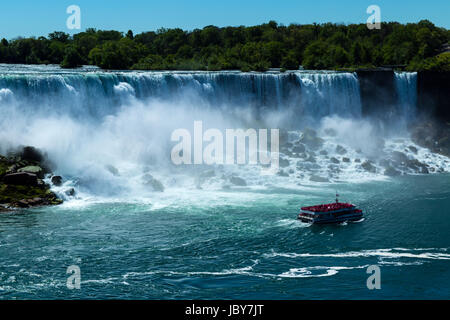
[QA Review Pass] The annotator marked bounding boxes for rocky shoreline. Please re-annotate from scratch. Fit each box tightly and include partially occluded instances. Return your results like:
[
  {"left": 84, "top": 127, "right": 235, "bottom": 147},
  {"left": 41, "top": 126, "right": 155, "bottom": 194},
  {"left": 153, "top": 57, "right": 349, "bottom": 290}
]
[{"left": 0, "top": 146, "right": 62, "bottom": 211}]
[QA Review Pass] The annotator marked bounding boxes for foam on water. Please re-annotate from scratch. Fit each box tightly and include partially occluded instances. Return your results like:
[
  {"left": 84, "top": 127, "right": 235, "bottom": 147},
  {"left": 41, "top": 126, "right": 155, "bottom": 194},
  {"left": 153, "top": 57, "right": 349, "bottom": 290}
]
[{"left": 0, "top": 66, "right": 446, "bottom": 203}]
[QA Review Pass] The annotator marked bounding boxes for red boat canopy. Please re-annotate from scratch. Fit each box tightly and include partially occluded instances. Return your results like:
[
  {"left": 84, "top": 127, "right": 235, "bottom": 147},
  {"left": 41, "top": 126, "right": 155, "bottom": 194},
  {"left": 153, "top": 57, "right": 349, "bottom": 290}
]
[{"left": 301, "top": 202, "right": 355, "bottom": 212}]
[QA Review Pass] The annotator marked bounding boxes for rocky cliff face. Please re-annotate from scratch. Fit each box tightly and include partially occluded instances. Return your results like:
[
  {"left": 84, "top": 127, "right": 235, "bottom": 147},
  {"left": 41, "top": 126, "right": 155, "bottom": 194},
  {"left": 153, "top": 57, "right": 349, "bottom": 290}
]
[
  {"left": 356, "top": 70, "right": 398, "bottom": 121},
  {"left": 417, "top": 71, "right": 450, "bottom": 123}
]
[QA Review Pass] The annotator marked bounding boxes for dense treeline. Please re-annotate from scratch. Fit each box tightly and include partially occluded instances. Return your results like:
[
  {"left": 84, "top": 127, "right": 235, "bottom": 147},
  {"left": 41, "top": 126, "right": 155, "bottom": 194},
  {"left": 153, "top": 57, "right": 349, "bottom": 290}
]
[{"left": 0, "top": 20, "right": 449, "bottom": 71}]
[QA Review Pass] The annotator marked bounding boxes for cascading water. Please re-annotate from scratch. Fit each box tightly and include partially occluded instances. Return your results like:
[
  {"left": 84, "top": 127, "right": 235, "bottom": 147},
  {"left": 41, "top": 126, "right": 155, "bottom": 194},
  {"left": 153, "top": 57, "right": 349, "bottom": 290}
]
[
  {"left": 296, "top": 72, "right": 362, "bottom": 119},
  {"left": 394, "top": 71, "right": 418, "bottom": 123},
  {"left": 1, "top": 65, "right": 449, "bottom": 300},
  {"left": 0, "top": 65, "right": 447, "bottom": 198}
]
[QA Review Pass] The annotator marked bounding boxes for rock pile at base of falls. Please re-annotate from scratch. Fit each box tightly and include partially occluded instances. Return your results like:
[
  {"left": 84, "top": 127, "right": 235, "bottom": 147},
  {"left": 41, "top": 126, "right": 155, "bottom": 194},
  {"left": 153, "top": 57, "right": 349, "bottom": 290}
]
[
  {"left": 273, "top": 127, "right": 448, "bottom": 184},
  {"left": 0, "top": 146, "right": 63, "bottom": 209}
]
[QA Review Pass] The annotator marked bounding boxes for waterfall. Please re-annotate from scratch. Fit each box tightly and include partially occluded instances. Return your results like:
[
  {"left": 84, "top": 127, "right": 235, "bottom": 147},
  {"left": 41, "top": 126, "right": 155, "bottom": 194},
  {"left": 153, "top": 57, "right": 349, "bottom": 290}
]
[
  {"left": 0, "top": 67, "right": 363, "bottom": 123},
  {"left": 394, "top": 71, "right": 418, "bottom": 122},
  {"left": 295, "top": 72, "right": 362, "bottom": 119}
]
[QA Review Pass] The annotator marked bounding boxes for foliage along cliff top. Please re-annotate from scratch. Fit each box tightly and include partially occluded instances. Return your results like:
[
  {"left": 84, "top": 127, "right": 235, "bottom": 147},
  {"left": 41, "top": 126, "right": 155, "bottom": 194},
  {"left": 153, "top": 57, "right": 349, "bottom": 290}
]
[{"left": 0, "top": 20, "right": 449, "bottom": 72}]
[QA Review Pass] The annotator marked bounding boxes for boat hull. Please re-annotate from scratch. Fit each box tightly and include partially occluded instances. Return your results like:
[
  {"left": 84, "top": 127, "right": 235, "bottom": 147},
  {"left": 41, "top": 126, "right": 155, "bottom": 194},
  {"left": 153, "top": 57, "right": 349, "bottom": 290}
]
[{"left": 298, "top": 212, "right": 363, "bottom": 225}]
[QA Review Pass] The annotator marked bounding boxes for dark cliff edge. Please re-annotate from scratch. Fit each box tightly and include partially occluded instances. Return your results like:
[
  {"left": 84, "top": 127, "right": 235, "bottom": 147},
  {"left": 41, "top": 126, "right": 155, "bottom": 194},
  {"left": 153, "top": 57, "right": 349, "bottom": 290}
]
[
  {"left": 357, "top": 69, "right": 450, "bottom": 156},
  {"left": 356, "top": 70, "right": 398, "bottom": 122},
  {"left": 413, "top": 71, "right": 450, "bottom": 156},
  {"left": 417, "top": 71, "right": 450, "bottom": 123}
]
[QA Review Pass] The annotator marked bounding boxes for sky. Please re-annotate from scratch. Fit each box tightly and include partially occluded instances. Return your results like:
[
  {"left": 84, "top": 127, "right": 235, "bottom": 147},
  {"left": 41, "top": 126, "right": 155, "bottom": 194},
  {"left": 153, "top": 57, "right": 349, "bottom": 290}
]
[{"left": 0, "top": 0, "right": 449, "bottom": 39}]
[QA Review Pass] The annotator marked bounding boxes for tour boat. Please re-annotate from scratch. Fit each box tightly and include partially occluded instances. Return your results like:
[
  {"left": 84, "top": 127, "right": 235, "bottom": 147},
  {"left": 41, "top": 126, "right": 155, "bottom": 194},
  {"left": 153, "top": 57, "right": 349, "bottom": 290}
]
[{"left": 297, "top": 194, "right": 363, "bottom": 224}]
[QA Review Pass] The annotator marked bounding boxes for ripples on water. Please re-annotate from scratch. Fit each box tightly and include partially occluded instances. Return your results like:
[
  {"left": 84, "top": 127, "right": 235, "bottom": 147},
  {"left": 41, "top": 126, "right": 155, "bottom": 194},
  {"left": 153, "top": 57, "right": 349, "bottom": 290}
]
[{"left": 0, "top": 175, "right": 449, "bottom": 299}]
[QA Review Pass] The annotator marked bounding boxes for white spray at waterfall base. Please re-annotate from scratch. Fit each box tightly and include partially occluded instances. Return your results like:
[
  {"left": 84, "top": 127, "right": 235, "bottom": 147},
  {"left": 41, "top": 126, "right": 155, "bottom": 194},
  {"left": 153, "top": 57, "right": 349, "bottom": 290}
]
[{"left": 0, "top": 66, "right": 448, "bottom": 202}]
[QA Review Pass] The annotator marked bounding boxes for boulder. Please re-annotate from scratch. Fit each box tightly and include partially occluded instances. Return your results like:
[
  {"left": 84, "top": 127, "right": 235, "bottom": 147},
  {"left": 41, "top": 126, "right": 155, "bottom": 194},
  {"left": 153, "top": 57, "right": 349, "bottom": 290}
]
[
  {"left": 143, "top": 174, "right": 165, "bottom": 192},
  {"left": 3, "top": 172, "right": 38, "bottom": 186},
  {"left": 324, "top": 128, "right": 337, "bottom": 136},
  {"left": 391, "top": 151, "right": 409, "bottom": 164},
  {"left": 361, "top": 161, "right": 376, "bottom": 173},
  {"left": 305, "top": 154, "right": 316, "bottom": 163},
  {"left": 230, "top": 176, "right": 247, "bottom": 186},
  {"left": 277, "top": 170, "right": 289, "bottom": 177},
  {"left": 279, "top": 158, "right": 290, "bottom": 168},
  {"left": 18, "top": 166, "right": 44, "bottom": 179},
  {"left": 330, "top": 157, "right": 340, "bottom": 164},
  {"left": 292, "top": 144, "right": 306, "bottom": 154},
  {"left": 405, "top": 159, "right": 429, "bottom": 174},
  {"left": 408, "top": 146, "right": 418, "bottom": 154},
  {"left": 65, "top": 188, "right": 76, "bottom": 196},
  {"left": 299, "top": 128, "right": 324, "bottom": 150},
  {"left": 51, "top": 175, "right": 63, "bottom": 186},
  {"left": 105, "top": 165, "right": 119, "bottom": 176},
  {"left": 342, "top": 157, "right": 350, "bottom": 163},
  {"left": 328, "top": 164, "right": 341, "bottom": 174},
  {"left": 335, "top": 145, "right": 347, "bottom": 155}
]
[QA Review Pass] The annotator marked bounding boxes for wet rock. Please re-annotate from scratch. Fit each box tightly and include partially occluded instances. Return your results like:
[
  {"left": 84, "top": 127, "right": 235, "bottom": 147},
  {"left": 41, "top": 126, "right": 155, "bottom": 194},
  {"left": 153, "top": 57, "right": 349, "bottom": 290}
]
[
  {"left": 384, "top": 166, "right": 401, "bottom": 177},
  {"left": 305, "top": 154, "right": 316, "bottom": 163},
  {"left": 18, "top": 166, "right": 44, "bottom": 179},
  {"left": 285, "top": 142, "right": 293, "bottom": 149},
  {"left": 420, "top": 166, "right": 429, "bottom": 174},
  {"left": 3, "top": 172, "right": 38, "bottom": 186},
  {"left": 51, "top": 175, "right": 63, "bottom": 186},
  {"left": 299, "top": 128, "right": 324, "bottom": 150},
  {"left": 65, "top": 188, "right": 76, "bottom": 196},
  {"left": 354, "top": 158, "right": 361, "bottom": 163},
  {"left": 335, "top": 145, "right": 347, "bottom": 155},
  {"left": 282, "top": 149, "right": 293, "bottom": 157},
  {"left": 408, "top": 146, "right": 418, "bottom": 154},
  {"left": 391, "top": 151, "right": 409, "bottom": 164},
  {"left": 1, "top": 148, "right": 63, "bottom": 208},
  {"left": 279, "top": 158, "right": 290, "bottom": 168},
  {"left": 105, "top": 165, "right": 119, "bottom": 177},
  {"left": 361, "top": 160, "right": 376, "bottom": 173},
  {"left": 406, "top": 159, "right": 429, "bottom": 174},
  {"left": 330, "top": 157, "right": 340, "bottom": 164},
  {"left": 324, "top": 128, "right": 337, "bottom": 136},
  {"left": 342, "top": 157, "right": 350, "bottom": 163},
  {"left": 309, "top": 175, "right": 329, "bottom": 183},
  {"left": 292, "top": 144, "right": 306, "bottom": 154},
  {"left": 17, "top": 199, "right": 30, "bottom": 208},
  {"left": 410, "top": 121, "right": 450, "bottom": 157},
  {"left": 328, "top": 164, "right": 341, "bottom": 174},
  {"left": 277, "top": 170, "right": 289, "bottom": 177},
  {"left": 230, "top": 176, "right": 247, "bottom": 186},
  {"left": 143, "top": 174, "right": 165, "bottom": 192}
]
